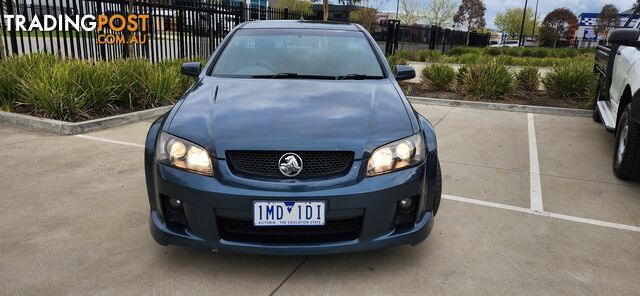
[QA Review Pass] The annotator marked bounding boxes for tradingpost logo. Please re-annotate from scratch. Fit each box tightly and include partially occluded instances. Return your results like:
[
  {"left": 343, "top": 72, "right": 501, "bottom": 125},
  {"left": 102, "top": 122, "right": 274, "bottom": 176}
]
[{"left": 2, "top": 13, "right": 150, "bottom": 45}]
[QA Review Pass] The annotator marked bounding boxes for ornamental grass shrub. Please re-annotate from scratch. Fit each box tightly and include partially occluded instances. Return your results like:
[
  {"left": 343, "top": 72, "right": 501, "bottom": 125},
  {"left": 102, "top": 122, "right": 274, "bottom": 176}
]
[
  {"left": 0, "top": 53, "right": 59, "bottom": 111},
  {"left": 542, "top": 61, "right": 597, "bottom": 100},
  {"left": 422, "top": 64, "right": 456, "bottom": 91},
  {"left": 0, "top": 53, "right": 197, "bottom": 121},
  {"left": 456, "top": 64, "right": 468, "bottom": 88},
  {"left": 385, "top": 48, "right": 591, "bottom": 67},
  {"left": 386, "top": 55, "right": 407, "bottom": 73},
  {"left": 515, "top": 67, "right": 540, "bottom": 92},
  {"left": 461, "top": 61, "right": 514, "bottom": 100}
]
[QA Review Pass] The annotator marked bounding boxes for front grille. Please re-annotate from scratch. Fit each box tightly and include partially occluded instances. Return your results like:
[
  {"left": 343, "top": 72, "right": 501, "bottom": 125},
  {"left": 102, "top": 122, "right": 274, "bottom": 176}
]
[
  {"left": 218, "top": 217, "right": 362, "bottom": 244},
  {"left": 226, "top": 151, "right": 354, "bottom": 179}
]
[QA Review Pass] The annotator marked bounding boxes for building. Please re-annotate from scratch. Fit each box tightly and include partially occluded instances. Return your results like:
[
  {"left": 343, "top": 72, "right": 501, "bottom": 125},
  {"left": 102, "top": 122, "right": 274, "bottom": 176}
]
[
  {"left": 576, "top": 8, "right": 639, "bottom": 42},
  {"left": 310, "top": 4, "right": 352, "bottom": 22}
]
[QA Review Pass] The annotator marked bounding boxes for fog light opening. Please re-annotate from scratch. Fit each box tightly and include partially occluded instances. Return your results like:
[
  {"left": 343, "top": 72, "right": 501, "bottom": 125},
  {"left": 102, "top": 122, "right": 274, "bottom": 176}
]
[
  {"left": 169, "top": 197, "right": 182, "bottom": 209},
  {"left": 161, "top": 195, "right": 188, "bottom": 230},
  {"left": 394, "top": 196, "right": 418, "bottom": 229},
  {"left": 398, "top": 197, "right": 414, "bottom": 214}
]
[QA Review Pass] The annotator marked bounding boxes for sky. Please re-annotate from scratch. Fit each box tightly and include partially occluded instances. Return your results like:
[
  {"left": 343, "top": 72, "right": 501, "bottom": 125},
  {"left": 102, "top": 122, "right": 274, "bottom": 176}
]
[{"left": 378, "top": 0, "right": 637, "bottom": 29}]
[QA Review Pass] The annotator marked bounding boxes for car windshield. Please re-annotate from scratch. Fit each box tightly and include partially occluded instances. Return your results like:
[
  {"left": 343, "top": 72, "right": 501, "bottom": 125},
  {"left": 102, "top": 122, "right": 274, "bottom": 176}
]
[{"left": 212, "top": 29, "right": 384, "bottom": 79}]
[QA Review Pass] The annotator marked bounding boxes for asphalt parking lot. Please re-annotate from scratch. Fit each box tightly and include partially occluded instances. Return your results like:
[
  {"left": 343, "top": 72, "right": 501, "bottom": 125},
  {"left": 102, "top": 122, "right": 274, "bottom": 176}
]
[{"left": 1, "top": 103, "right": 639, "bottom": 295}]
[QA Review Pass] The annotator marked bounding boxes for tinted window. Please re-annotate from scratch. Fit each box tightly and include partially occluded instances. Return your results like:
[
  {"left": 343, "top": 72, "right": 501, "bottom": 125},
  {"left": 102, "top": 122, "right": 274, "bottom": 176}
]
[{"left": 212, "top": 29, "right": 384, "bottom": 78}]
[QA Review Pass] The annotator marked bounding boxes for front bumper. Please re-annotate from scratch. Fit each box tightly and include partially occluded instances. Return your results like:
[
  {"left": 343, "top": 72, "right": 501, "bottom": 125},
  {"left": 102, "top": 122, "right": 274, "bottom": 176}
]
[{"left": 147, "top": 153, "right": 436, "bottom": 255}]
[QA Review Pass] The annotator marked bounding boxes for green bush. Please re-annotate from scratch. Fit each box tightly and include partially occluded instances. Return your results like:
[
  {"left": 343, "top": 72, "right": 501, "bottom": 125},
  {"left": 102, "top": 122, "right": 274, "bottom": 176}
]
[
  {"left": 542, "top": 61, "right": 596, "bottom": 100},
  {"left": 446, "top": 47, "right": 467, "bottom": 56},
  {"left": 144, "top": 60, "right": 191, "bottom": 107},
  {"left": 417, "top": 50, "right": 442, "bottom": 62},
  {"left": 0, "top": 53, "right": 60, "bottom": 111},
  {"left": 486, "top": 47, "right": 502, "bottom": 56},
  {"left": 515, "top": 67, "right": 540, "bottom": 91},
  {"left": 2, "top": 53, "right": 195, "bottom": 121},
  {"left": 19, "top": 62, "right": 87, "bottom": 120},
  {"left": 461, "top": 61, "right": 514, "bottom": 100},
  {"left": 456, "top": 64, "right": 468, "bottom": 88},
  {"left": 386, "top": 55, "right": 407, "bottom": 74},
  {"left": 521, "top": 48, "right": 534, "bottom": 57},
  {"left": 422, "top": 64, "right": 456, "bottom": 91},
  {"left": 534, "top": 48, "right": 549, "bottom": 58},
  {"left": 457, "top": 53, "right": 483, "bottom": 64},
  {"left": 495, "top": 55, "right": 515, "bottom": 65},
  {"left": 393, "top": 50, "right": 417, "bottom": 61}
]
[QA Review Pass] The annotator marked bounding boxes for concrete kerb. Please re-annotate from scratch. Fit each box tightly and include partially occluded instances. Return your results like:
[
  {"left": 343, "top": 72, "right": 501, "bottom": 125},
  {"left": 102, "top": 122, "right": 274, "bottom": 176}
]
[
  {"left": 0, "top": 105, "right": 172, "bottom": 135},
  {"left": 408, "top": 96, "right": 592, "bottom": 117}
]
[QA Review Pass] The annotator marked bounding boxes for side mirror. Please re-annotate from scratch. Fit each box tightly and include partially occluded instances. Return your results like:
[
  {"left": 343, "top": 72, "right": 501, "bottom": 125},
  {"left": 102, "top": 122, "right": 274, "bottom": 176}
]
[
  {"left": 395, "top": 65, "right": 416, "bottom": 81},
  {"left": 608, "top": 28, "right": 640, "bottom": 47},
  {"left": 181, "top": 62, "right": 201, "bottom": 77}
]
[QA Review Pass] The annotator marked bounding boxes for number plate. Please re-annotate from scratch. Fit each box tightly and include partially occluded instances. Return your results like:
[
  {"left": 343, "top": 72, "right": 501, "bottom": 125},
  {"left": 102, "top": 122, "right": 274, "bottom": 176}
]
[{"left": 253, "top": 201, "right": 325, "bottom": 226}]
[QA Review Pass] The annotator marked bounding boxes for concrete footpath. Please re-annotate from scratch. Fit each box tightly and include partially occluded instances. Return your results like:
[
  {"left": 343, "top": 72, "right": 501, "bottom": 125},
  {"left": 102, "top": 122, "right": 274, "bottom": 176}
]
[{"left": 0, "top": 103, "right": 639, "bottom": 295}]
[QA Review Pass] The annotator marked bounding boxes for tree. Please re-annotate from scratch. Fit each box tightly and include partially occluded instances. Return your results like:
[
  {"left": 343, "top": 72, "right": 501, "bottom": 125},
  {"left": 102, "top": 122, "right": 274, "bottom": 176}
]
[
  {"left": 595, "top": 4, "right": 620, "bottom": 38},
  {"left": 311, "top": 0, "right": 329, "bottom": 21},
  {"left": 540, "top": 8, "right": 578, "bottom": 48},
  {"left": 324, "top": 0, "right": 329, "bottom": 21},
  {"left": 337, "top": 0, "right": 363, "bottom": 16},
  {"left": 398, "top": 0, "right": 423, "bottom": 24},
  {"left": 453, "top": 0, "right": 486, "bottom": 45},
  {"left": 272, "top": 0, "right": 312, "bottom": 14},
  {"left": 350, "top": 0, "right": 382, "bottom": 31},
  {"left": 424, "top": 0, "right": 456, "bottom": 27},
  {"left": 495, "top": 8, "right": 538, "bottom": 39}
]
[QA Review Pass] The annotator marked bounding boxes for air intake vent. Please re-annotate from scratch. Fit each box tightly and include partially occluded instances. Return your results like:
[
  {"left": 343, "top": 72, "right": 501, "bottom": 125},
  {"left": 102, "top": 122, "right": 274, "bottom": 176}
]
[{"left": 226, "top": 151, "right": 354, "bottom": 179}]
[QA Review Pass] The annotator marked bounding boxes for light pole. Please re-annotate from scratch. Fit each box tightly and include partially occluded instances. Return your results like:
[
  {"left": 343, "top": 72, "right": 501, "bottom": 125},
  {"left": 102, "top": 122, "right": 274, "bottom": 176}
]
[
  {"left": 531, "top": 0, "right": 539, "bottom": 37},
  {"left": 518, "top": 0, "right": 529, "bottom": 47},
  {"left": 395, "top": 0, "right": 400, "bottom": 21}
]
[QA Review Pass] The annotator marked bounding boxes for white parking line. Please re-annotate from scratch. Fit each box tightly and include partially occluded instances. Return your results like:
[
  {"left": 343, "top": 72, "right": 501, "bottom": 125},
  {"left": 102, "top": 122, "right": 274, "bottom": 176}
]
[
  {"left": 443, "top": 194, "right": 640, "bottom": 233},
  {"left": 528, "top": 113, "right": 544, "bottom": 212},
  {"left": 73, "top": 134, "right": 640, "bottom": 234},
  {"left": 74, "top": 134, "right": 145, "bottom": 148}
]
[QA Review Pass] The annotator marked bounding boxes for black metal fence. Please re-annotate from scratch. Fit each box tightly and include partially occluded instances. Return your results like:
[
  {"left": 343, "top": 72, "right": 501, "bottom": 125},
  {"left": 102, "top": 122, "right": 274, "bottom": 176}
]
[
  {"left": 0, "top": 0, "right": 314, "bottom": 62},
  {"left": 372, "top": 21, "right": 491, "bottom": 55},
  {"left": 0, "top": 0, "right": 490, "bottom": 61}
]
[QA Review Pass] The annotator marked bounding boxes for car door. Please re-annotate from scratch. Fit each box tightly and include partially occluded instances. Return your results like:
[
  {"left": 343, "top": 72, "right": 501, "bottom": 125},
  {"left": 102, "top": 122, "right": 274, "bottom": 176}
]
[{"left": 610, "top": 46, "right": 640, "bottom": 110}]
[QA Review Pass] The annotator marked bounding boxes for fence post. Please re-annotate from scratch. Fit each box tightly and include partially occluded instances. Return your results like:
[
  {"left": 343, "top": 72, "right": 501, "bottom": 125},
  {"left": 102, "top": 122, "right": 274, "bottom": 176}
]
[
  {"left": 177, "top": 7, "right": 185, "bottom": 58},
  {"left": 428, "top": 25, "right": 437, "bottom": 50},
  {"left": 394, "top": 22, "right": 399, "bottom": 53},
  {"left": 441, "top": 28, "right": 449, "bottom": 54},
  {"left": 236, "top": 2, "right": 244, "bottom": 25},
  {"left": 5, "top": 0, "right": 19, "bottom": 55},
  {"left": 95, "top": 0, "right": 107, "bottom": 60},
  {"left": 384, "top": 20, "right": 399, "bottom": 56},
  {"left": 284, "top": 8, "right": 289, "bottom": 20},
  {"left": 121, "top": 2, "right": 130, "bottom": 58}
]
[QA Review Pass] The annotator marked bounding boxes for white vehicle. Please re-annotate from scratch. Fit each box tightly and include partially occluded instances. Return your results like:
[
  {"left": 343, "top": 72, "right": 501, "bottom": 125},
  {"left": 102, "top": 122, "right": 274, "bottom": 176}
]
[
  {"left": 593, "top": 6, "right": 640, "bottom": 180},
  {"left": 490, "top": 40, "right": 520, "bottom": 47}
]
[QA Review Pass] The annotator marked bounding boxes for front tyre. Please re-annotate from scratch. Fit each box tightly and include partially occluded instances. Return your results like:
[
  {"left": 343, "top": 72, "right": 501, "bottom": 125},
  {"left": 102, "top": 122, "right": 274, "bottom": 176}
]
[{"left": 613, "top": 104, "right": 640, "bottom": 181}]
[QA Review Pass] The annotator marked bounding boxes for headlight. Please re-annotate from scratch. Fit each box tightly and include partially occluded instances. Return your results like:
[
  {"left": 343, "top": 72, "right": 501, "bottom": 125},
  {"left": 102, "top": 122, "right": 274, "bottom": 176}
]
[
  {"left": 367, "top": 133, "right": 425, "bottom": 176},
  {"left": 156, "top": 131, "right": 212, "bottom": 176}
]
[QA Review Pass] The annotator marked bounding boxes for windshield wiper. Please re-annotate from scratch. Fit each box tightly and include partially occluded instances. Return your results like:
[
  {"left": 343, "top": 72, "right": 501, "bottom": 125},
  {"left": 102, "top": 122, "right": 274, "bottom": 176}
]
[
  {"left": 251, "top": 73, "right": 336, "bottom": 80},
  {"left": 338, "top": 74, "right": 384, "bottom": 80}
]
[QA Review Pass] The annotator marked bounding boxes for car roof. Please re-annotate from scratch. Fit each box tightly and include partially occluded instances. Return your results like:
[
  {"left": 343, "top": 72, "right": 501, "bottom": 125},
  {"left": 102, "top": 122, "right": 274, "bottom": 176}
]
[{"left": 241, "top": 20, "right": 360, "bottom": 31}]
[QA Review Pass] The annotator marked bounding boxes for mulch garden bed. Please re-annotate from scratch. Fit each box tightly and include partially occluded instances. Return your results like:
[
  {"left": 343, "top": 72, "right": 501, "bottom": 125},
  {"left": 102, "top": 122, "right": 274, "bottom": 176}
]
[{"left": 400, "top": 82, "right": 591, "bottom": 110}]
